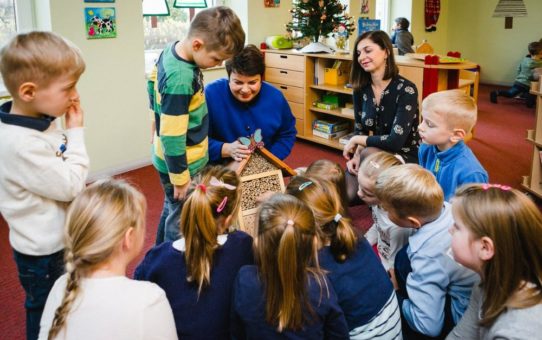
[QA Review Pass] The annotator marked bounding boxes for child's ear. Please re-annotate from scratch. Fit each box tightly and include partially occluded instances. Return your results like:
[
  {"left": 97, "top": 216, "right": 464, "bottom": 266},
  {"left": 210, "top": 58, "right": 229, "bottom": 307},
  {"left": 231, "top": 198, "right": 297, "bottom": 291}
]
[
  {"left": 478, "top": 236, "right": 495, "bottom": 261},
  {"left": 18, "top": 82, "right": 37, "bottom": 102},
  {"left": 450, "top": 128, "right": 466, "bottom": 143},
  {"left": 406, "top": 216, "right": 422, "bottom": 229},
  {"left": 192, "top": 38, "right": 204, "bottom": 52},
  {"left": 122, "top": 227, "right": 136, "bottom": 251}
]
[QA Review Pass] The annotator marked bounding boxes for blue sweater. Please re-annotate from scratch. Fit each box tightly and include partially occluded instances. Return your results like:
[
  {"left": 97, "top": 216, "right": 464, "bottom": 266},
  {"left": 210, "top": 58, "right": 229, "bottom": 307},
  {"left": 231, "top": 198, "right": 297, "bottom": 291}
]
[
  {"left": 134, "top": 231, "right": 254, "bottom": 340},
  {"left": 419, "top": 141, "right": 488, "bottom": 201},
  {"left": 205, "top": 78, "right": 297, "bottom": 162},
  {"left": 318, "top": 238, "right": 395, "bottom": 331},
  {"left": 231, "top": 265, "right": 349, "bottom": 339}
]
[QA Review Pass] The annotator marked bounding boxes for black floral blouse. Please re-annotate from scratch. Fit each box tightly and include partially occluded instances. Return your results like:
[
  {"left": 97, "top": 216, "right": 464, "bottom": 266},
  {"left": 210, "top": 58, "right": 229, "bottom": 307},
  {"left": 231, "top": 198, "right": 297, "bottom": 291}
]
[{"left": 353, "top": 75, "right": 420, "bottom": 163}]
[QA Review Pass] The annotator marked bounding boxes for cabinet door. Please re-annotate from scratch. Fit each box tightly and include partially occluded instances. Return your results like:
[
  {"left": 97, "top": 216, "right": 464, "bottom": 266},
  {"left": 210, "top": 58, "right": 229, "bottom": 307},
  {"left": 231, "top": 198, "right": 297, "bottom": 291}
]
[{"left": 265, "top": 53, "right": 305, "bottom": 71}]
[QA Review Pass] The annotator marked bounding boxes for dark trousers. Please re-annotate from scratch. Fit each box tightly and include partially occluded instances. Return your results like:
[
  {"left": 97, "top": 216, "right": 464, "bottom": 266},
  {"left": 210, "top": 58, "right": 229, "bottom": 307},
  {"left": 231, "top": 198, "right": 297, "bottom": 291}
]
[
  {"left": 395, "top": 244, "right": 455, "bottom": 340},
  {"left": 497, "top": 82, "right": 536, "bottom": 107},
  {"left": 13, "top": 249, "right": 64, "bottom": 340},
  {"left": 155, "top": 171, "right": 184, "bottom": 244}
]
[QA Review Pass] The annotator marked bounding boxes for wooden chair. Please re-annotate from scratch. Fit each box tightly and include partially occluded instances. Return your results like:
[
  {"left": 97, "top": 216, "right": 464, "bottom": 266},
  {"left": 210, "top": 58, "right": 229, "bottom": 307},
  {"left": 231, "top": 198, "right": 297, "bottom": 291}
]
[{"left": 458, "top": 68, "right": 480, "bottom": 141}]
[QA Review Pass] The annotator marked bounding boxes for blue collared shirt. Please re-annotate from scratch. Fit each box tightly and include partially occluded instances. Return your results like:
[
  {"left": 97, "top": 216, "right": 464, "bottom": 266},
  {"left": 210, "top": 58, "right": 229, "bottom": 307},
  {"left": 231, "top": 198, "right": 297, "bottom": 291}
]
[{"left": 402, "top": 202, "right": 480, "bottom": 337}]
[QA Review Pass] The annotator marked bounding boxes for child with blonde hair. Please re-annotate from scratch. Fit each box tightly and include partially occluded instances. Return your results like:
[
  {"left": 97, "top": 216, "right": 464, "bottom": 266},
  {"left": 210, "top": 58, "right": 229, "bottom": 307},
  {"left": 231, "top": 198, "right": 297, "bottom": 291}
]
[
  {"left": 418, "top": 89, "right": 487, "bottom": 201},
  {"left": 135, "top": 165, "right": 253, "bottom": 339},
  {"left": 0, "top": 31, "right": 88, "bottom": 340},
  {"left": 375, "top": 164, "right": 479, "bottom": 339},
  {"left": 305, "top": 159, "right": 348, "bottom": 209},
  {"left": 286, "top": 176, "right": 401, "bottom": 339},
  {"left": 38, "top": 179, "right": 177, "bottom": 340},
  {"left": 447, "top": 184, "right": 542, "bottom": 339},
  {"left": 231, "top": 193, "right": 349, "bottom": 338},
  {"left": 358, "top": 152, "right": 412, "bottom": 276}
]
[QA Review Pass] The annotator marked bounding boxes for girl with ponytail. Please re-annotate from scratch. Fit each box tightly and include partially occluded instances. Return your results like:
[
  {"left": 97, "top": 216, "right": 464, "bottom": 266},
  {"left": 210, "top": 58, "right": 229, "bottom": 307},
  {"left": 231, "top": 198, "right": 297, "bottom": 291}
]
[
  {"left": 286, "top": 175, "right": 402, "bottom": 339},
  {"left": 135, "top": 165, "right": 253, "bottom": 339},
  {"left": 231, "top": 193, "right": 349, "bottom": 339},
  {"left": 38, "top": 179, "right": 177, "bottom": 340}
]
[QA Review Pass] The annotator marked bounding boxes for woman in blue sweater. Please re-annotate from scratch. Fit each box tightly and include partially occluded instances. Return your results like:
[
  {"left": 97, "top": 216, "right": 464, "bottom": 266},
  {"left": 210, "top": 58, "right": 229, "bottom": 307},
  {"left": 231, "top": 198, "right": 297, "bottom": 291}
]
[
  {"left": 231, "top": 194, "right": 349, "bottom": 339},
  {"left": 135, "top": 165, "right": 253, "bottom": 339},
  {"left": 286, "top": 176, "right": 402, "bottom": 339},
  {"left": 205, "top": 45, "right": 297, "bottom": 163}
]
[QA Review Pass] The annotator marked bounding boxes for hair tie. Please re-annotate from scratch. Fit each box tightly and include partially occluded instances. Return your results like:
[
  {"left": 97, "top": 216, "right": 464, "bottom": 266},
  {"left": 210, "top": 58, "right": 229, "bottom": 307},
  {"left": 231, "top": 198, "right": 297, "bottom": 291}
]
[
  {"left": 482, "top": 184, "right": 511, "bottom": 191},
  {"left": 286, "top": 219, "right": 294, "bottom": 227},
  {"left": 196, "top": 184, "right": 207, "bottom": 193},
  {"left": 369, "top": 161, "right": 380, "bottom": 169},
  {"left": 216, "top": 196, "right": 228, "bottom": 213},
  {"left": 334, "top": 213, "right": 342, "bottom": 223},
  {"left": 209, "top": 176, "right": 236, "bottom": 190},
  {"left": 298, "top": 181, "right": 313, "bottom": 191},
  {"left": 394, "top": 154, "right": 406, "bottom": 164}
]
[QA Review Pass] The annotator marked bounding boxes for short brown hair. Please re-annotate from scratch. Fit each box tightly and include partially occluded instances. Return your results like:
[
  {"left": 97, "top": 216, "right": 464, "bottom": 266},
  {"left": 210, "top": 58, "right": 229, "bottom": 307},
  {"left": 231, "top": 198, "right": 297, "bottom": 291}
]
[
  {"left": 374, "top": 164, "right": 443, "bottom": 221},
  {"left": 0, "top": 31, "right": 85, "bottom": 96},
  {"left": 188, "top": 6, "right": 245, "bottom": 57},
  {"left": 350, "top": 30, "right": 398, "bottom": 90},
  {"left": 225, "top": 44, "right": 265, "bottom": 77},
  {"left": 305, "top": 159, "right": 347, "bottom": 208},
  {"left": 453, "top": 184, "right": 542, "bottom": 326},
  {"left": 422, "top": 89, "right": 477, "bottom": 133}
]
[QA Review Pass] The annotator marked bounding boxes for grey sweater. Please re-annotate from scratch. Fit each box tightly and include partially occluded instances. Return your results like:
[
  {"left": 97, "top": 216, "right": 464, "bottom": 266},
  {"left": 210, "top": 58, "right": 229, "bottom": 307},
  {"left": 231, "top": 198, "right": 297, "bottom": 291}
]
[{"left": 446, "top": 285, "right": 542, "bottom": 340}]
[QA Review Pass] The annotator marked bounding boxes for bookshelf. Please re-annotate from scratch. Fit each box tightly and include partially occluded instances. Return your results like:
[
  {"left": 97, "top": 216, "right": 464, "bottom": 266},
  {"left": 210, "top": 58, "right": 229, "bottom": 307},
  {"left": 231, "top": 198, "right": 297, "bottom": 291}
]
[{"left": 522, "top": 86, "right": 542, "bottom": 197}]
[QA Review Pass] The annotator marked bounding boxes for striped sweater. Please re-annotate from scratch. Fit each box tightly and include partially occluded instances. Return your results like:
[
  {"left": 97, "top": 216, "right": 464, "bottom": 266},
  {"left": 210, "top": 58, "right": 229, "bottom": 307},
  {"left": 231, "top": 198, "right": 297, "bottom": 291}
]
[{"left": 148, "top": 42, "right": 209, "bottom": 186}]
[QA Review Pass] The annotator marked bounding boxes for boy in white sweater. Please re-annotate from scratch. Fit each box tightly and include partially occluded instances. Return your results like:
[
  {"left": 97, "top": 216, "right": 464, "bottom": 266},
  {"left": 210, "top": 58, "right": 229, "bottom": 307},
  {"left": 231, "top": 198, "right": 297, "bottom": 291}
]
[{"left": 0, "top": 31, "right": 88, "bottom": 340}]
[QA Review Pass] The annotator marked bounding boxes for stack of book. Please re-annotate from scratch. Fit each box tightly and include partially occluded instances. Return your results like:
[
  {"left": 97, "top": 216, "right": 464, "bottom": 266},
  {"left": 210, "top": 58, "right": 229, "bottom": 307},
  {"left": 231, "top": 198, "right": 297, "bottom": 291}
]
[{"left": 312, "top": 119, "right": 350, "bottom": 140}]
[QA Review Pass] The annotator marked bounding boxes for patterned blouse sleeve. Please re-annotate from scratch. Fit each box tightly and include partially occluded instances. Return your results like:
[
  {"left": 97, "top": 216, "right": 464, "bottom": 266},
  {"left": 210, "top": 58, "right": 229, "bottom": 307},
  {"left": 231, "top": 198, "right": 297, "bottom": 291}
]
[
  {"left": 366, "top": 81, "right": 418, "bottom": 153},
  {"left": 353, "top": 89, "right": 369, "bottom": 135}
]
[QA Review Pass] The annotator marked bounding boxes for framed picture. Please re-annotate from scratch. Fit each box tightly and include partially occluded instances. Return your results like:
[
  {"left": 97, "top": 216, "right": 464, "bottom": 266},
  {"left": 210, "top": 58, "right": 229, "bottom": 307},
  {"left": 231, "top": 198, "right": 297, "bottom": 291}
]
[
  {"left": 84, "top": 0, "right": 115, "bottom": 2},
  {"left": 85, "top": 7, "right": 116, "bottom": 39},
  {"left": 264, "top": 0, "right": 279, "bottom": 8}
]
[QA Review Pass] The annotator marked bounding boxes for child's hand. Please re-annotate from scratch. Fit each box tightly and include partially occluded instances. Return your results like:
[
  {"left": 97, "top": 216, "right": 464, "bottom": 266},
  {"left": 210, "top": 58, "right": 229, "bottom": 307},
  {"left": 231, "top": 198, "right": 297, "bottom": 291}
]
[
  {"left": 65, "top": 99, "right": 84, "bottom": 129},
  {"left": 173, "top": 182, "right": 189, "bottom": 201},
  {"left": 389, "top": 268, "right": 399, "bottom": 290}
]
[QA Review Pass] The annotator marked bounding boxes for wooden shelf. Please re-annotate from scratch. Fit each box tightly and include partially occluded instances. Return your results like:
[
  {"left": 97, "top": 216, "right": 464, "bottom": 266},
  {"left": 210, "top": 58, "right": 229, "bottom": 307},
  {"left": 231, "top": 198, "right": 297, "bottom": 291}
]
[
  {"left": 310, "top": 107, "right": 354, "bottom": 120},
  {"left": 530, "top": 90, "right": 542, "bottom": 96},
  {"left": 297, "top": 135, "right": 344, "bottom": 150},
  {"left": 310, "top": 84, "right": 353, "bottom": 95}
]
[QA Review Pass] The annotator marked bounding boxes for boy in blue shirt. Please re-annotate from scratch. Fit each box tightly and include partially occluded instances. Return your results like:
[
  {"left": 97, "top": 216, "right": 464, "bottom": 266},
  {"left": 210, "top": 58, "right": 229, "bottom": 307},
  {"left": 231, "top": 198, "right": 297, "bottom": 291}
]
[
  {"left": 374, "top": 164, "right": 479, "bottom": 339},
  {"left": 418, "top": 90, "right": 488, "bottom": 201}
]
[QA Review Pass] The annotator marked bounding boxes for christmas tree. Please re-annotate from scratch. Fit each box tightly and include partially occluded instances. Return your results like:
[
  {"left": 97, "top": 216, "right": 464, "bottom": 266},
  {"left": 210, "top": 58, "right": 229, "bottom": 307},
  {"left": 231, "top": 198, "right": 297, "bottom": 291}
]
[{"left": 286, "top": 0, "right": 355, "bottom": 46}]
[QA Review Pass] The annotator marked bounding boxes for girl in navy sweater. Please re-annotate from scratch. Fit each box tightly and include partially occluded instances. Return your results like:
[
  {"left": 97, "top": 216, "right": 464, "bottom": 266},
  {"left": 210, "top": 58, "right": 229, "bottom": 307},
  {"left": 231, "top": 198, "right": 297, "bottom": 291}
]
[
  {"left": 135, "top": 165, "right": 254, "bottom": 339},
  {"left": 231, "top": 193, "right": 349, "bottom": 339},
  {"left": 286, "top": 176, "right": 402, "bottom": 339}
]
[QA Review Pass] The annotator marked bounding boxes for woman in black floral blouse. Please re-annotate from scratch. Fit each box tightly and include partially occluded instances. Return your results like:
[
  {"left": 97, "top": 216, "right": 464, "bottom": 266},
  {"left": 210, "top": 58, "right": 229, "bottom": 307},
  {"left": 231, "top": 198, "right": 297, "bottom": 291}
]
[{"left": 343, "top": 30, "right": 420, "bottom": 202}]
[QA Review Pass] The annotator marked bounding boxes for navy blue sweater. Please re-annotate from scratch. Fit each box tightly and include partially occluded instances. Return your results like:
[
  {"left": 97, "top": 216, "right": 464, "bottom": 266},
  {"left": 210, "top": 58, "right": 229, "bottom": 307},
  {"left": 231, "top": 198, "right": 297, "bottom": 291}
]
[
  {"left": 318, "top": 238, "right": 395, "bottom": 330},
  {"left": 205, "top": 79, "right": 297, "bottom": 162},
  {"left": 134, "top": 231, "right": 254, "bottom": 340},
  {"left": 231, "top": 265, "right": 349, "bottom": 339}
]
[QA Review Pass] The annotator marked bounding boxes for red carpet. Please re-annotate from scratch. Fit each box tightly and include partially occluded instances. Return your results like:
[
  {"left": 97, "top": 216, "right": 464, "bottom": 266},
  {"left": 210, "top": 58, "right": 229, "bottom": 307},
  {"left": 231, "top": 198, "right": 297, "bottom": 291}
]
[{"left": 0, "top": 84, "right": 535, "bottom": 339}]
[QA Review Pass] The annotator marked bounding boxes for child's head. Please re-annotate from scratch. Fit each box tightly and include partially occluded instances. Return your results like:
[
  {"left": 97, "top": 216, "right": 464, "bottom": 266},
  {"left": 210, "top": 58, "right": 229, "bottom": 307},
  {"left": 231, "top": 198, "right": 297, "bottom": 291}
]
[
  {"left": 419, "top": 89, "right": 477, "bottom": 150},
  {"left": 374, "top": 164, "right": 444, "bottom": 228},
  {"left": 187, "top": 6, "right": 245, "bottom": 69},
  {"left": 394, "top": 17, "right": 410, "bottom": 30},
  {"left": 450, "top": 183, "right": 542, "bottom": 326},
  {"left": 357, "top": 151, "right": 403, "bottom": 206},
  {"left": 305, "top": 159, "right": 348, "bottom": 208},
  {"left": 181, "top": 165, "right": 241, "bottom": 293},
  {"left": 255, "top": 193, "right": 323, "bottom": 331},
  {"left": 286, "top": 176, "right": 356, "bottom": 263},
  {"left": 528, "top": 41, "right": 541, "bottom": 57},
  {"left": 0, "top": 31, "right": 85, "bottom": 114},
  {"left": 48, "top": 179, "right": 146, "bottom": 339}
]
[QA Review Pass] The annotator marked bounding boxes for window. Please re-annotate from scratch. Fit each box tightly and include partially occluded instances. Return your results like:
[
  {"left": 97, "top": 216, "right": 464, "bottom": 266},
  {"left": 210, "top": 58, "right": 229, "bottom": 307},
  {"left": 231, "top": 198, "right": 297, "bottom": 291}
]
[{"left": 374, "top": 0, "right": 390, "bottom": 33}]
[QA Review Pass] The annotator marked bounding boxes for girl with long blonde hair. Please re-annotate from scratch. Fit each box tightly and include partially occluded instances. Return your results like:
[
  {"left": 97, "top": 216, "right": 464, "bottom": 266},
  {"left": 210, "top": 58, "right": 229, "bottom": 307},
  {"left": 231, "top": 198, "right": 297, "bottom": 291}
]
[
  {"left": 286, "top": 175, "right": 402, "bottom": 339},
  {"left": 231, "top": 193, "right": 349, "bottom": 338},
  {"left": 447, "top": 184, "right": 542, "bottom": 339},
  {"left": 38, "top": 179, "right": 177, "bottom": 340},
  {"left": 135, "top": 165, "right": 253, "bottom": 339}
]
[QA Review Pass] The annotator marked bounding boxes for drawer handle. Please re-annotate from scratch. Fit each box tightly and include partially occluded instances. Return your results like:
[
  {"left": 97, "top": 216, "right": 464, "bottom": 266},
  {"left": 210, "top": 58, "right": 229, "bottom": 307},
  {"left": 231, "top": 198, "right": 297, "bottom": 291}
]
[
  {"left": 280, "top": 86, "right": 288, "bottom": 90},
  {"left": 280, "top": 70, "right": 288, "bottom": 74},
  {"left": 280, "top": 55, "right": 288, "bottom": 59}
]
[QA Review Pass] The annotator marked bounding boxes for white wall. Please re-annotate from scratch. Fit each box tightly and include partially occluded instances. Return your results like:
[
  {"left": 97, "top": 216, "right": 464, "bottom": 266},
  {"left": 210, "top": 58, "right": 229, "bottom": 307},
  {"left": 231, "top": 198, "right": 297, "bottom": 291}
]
[{"left": 389, "top": 0, "right": 412, "bottom": 33}]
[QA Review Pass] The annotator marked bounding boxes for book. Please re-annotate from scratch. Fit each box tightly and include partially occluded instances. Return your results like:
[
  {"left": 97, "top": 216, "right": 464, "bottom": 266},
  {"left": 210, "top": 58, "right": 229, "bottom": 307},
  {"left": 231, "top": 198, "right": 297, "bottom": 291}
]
[
  {"left": 312, "top": 119, "right": 350, "bottom": 134},
  {"left": 313, "top": 101, "right": 339, "bottom": 110},
  {"left": 313, "top": 129, "right": 348, "bottom": 140},
  {"left": 339, "top": 132, "right": 357, "bottom": 145},
  {"left": 341, "top": 107, "right": 354, "bottom": 117}
]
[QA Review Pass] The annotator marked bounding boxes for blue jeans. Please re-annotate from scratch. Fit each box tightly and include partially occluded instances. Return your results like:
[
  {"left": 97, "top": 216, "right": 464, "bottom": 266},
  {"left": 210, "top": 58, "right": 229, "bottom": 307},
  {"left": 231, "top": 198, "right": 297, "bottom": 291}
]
[
  {"left": 13, "top": 249, "right": 64, "bottom": 340},
  {"left": 155, "top": 171, "right": 184, "bottom": 244}
]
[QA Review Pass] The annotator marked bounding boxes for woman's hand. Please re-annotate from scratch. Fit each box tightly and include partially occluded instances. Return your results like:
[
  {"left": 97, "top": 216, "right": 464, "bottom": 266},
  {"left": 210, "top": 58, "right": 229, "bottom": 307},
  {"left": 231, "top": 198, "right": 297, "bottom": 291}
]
[
  {"left": 346, "top": 152, "right": 361, "bottom": 176},
  {"left": 223, "top": 141, "right": 251, "bottom": 162},
  {"left": 343, "top": 135, "right": 367, "bottom": 160}
]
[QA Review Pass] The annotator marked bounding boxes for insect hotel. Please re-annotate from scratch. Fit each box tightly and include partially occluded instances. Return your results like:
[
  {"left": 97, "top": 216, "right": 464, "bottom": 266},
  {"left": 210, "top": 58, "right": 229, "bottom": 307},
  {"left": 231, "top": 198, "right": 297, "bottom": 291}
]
[{"left": 228, "top": 129, "right": 296, "bottom": 237}]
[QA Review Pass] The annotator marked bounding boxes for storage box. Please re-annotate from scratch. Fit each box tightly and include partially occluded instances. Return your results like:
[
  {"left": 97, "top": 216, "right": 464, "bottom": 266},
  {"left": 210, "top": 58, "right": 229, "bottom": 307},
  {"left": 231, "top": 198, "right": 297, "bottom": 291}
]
[
  {"left": 324, "top": 67, "right": 349, "bottom": 85},
  {"left": 313, "top": 128, "right": 348, "bottom": 140},
  {"left": 313, "top": 118, "right": 350, "bottom": 134}
]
